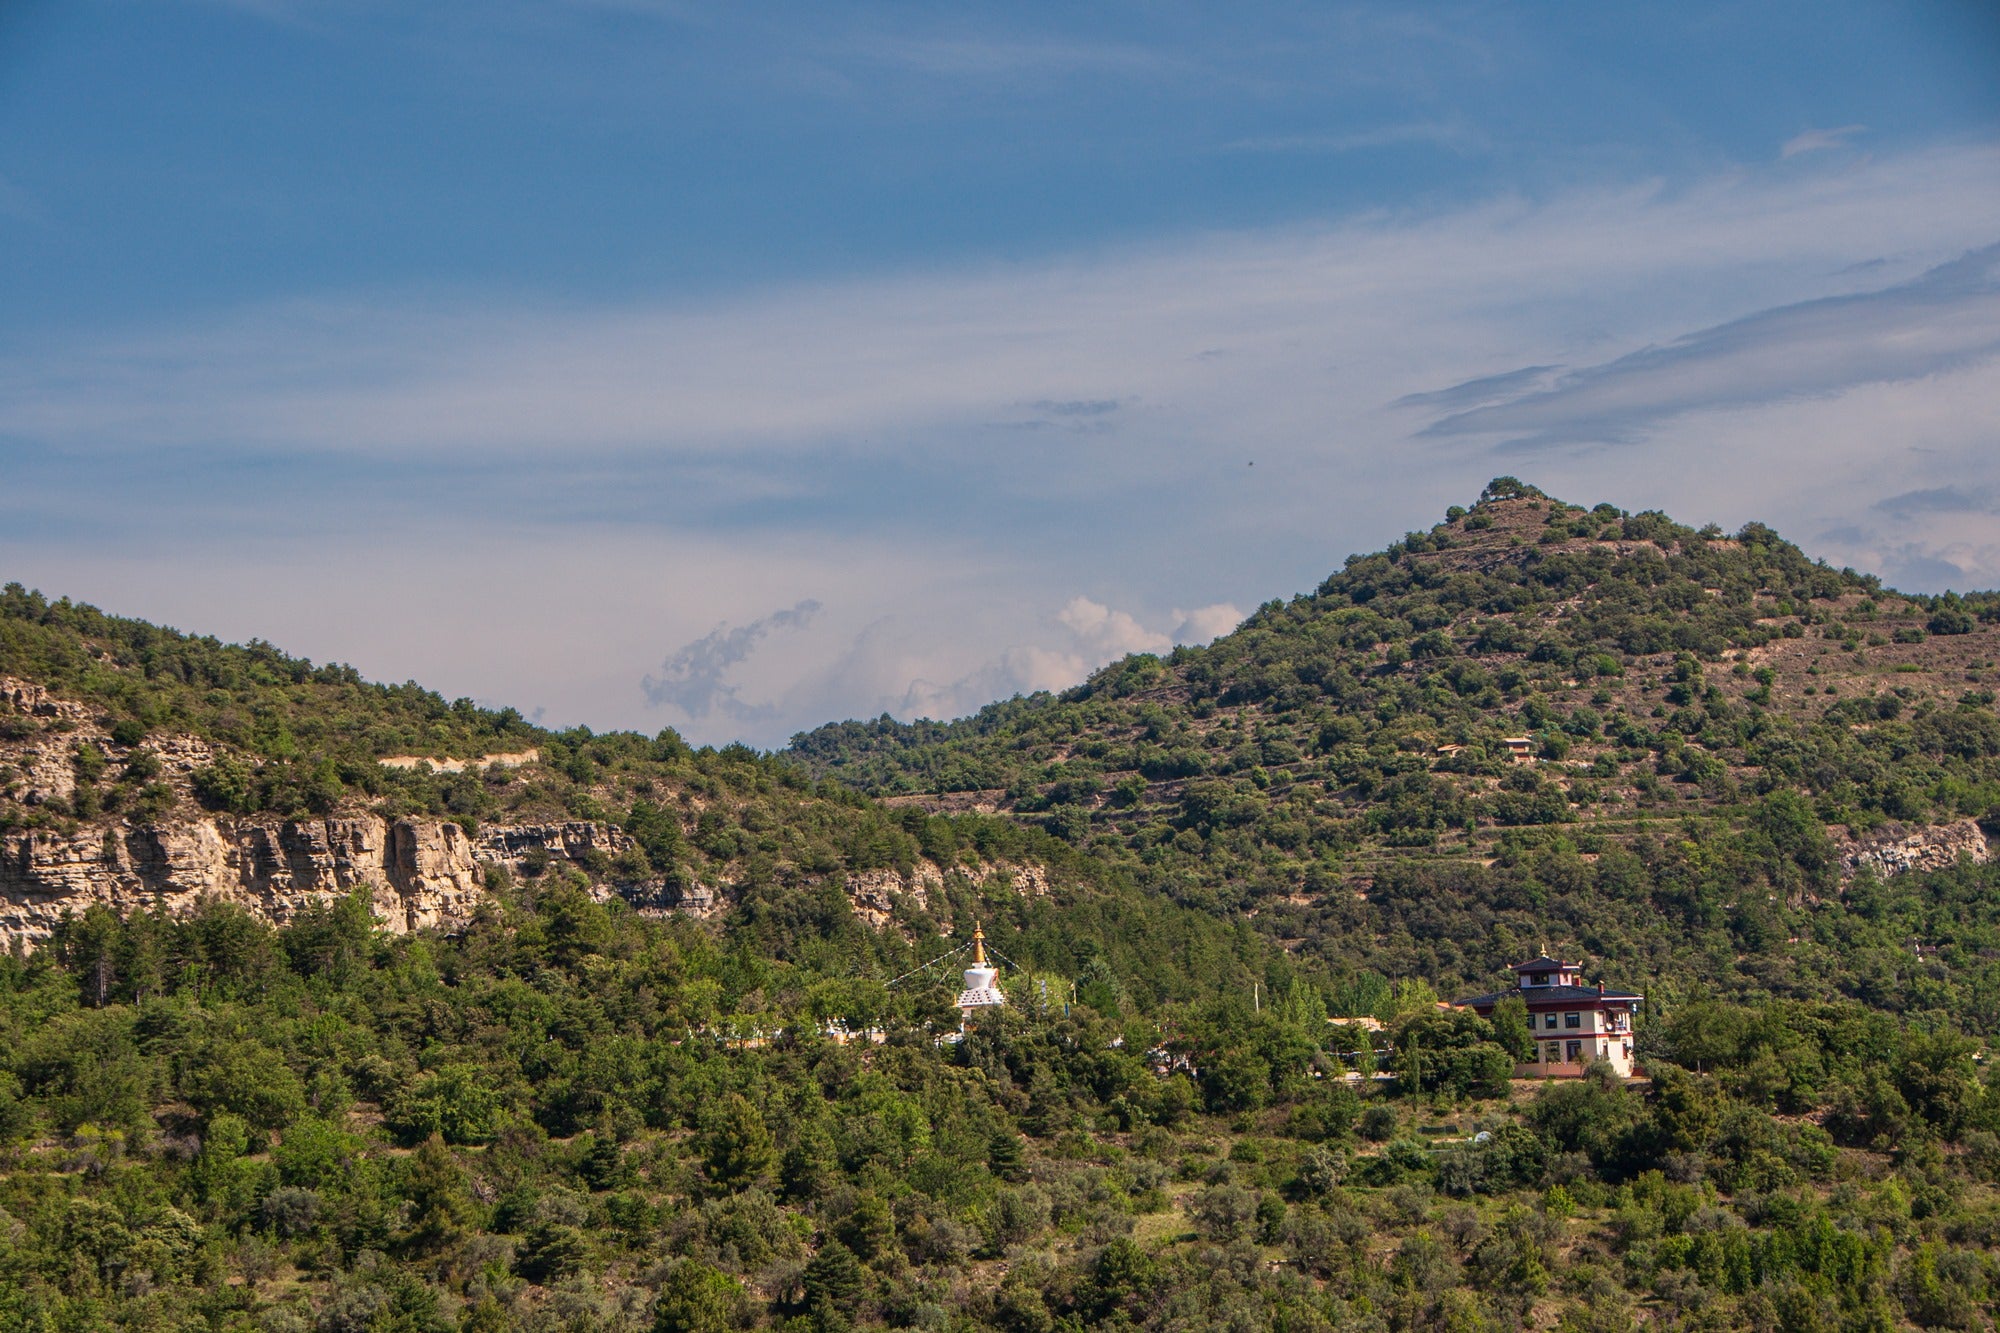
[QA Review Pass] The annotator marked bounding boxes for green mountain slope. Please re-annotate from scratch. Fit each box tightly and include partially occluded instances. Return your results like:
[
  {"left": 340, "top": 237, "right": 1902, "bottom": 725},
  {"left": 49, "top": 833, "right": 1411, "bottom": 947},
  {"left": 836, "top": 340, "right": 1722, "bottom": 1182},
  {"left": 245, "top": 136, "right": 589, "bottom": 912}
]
[
  {"left": 0, "top": 581, "right": 1285, "bottom": 1008},
  {"left": 3, "top": 486, "right": 2000, "bottom": 1331},
  {"left": 792, "top": 479, "right": 2000, "bottom": 1016}
]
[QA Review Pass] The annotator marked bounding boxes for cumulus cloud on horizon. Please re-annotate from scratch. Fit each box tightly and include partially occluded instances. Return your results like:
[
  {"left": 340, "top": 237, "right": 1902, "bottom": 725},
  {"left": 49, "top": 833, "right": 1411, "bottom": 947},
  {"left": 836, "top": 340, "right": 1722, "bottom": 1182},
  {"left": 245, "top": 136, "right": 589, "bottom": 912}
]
[
  {"left": 642, "top": 599, "right": 824, "bottom": 722},
  {"left": 790, "top": 595, "right": 1246, "bottom": 738}
]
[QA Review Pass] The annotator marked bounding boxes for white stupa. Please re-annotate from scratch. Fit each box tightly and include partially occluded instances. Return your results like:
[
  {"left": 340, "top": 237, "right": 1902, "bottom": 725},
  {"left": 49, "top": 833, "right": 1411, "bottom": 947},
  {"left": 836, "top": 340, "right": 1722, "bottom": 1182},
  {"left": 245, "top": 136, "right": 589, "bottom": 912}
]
[{"left": 955, "top": 926, "right": 1006, "bottom": 1020}]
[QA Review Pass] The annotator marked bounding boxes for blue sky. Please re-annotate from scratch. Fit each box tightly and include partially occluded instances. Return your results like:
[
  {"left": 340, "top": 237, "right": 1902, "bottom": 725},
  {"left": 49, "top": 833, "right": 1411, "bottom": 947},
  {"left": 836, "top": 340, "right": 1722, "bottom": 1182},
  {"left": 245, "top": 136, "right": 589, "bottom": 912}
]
[{"left": 3, "top": 2, "right": 1999, "bottom": 746}]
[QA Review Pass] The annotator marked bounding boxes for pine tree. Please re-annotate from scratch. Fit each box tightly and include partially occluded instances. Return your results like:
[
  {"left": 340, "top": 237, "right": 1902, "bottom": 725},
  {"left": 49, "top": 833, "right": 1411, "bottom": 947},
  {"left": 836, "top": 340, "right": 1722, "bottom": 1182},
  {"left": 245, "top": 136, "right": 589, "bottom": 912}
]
[
  {"left": 803, "top": 1239, "right": 865, "bottom": 1328},
  {"left": 402, "top": 1132, "right": 477, "bottom": 1253},
  {"left": 581, "top": 1122, "right": 627, "bottom": 1190},
  {"left": 699, "top": 1093, "right": 774, "bottom": 1195},
  {"left": 988, "top": 1129, "right": 1027, "bottom": 1183}
]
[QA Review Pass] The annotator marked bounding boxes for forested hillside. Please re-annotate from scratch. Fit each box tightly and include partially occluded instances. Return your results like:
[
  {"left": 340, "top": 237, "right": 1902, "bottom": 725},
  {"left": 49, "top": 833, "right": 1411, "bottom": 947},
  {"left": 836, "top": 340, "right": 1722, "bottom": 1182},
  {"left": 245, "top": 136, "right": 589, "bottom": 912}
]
[
  {"left": 3, "top": 483, "right": 2000, "bottom": 1331},
  {"left": 793, "top": 480, "right": 2000, "bottom": 1017},
  {"left": 0, "top": 580, "right": 1156, "bottom": 948}
]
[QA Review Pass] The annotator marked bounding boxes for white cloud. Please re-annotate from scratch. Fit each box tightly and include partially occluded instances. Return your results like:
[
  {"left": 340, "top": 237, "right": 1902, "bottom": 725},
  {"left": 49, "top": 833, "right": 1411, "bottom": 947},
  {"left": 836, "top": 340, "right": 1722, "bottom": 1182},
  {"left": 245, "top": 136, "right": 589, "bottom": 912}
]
[
  {"left": 1408, "top": 243, "right": 2000, "bottom": 448},
  {"left": 1173, "top": 604, "right": 1244, "bottom": 643},
  {"left": 1782, "top": 124, "right": 1866, "bottom": 158},
  {"left": 1056, "top": 596, "right": 1170, "bottom": 658},
  {"left": 5, "top": 142, "right": 2000, "bottom": 745},
  {"left": 747, "top": 594, "right": 1250, "bottom": 741},
  {"left": 642, "top": 599, "right": 823, "bottom": 722},
  {"left": 12, "top": 143, "right": 1998, "bottom": 468}
]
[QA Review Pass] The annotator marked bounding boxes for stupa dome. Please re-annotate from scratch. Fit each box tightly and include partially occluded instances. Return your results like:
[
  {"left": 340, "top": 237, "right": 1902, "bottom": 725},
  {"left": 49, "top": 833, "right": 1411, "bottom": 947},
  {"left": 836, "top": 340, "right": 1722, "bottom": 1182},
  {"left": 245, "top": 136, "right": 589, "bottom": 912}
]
[{"left": 955, "top": 926, "right": 1006, "bottom": 1012}]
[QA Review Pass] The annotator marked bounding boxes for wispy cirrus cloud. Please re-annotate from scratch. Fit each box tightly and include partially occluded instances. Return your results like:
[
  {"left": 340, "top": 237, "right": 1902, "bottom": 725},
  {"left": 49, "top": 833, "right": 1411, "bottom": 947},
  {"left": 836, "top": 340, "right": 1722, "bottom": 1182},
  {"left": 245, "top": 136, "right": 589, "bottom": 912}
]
[
  {"left": 1219, "top": 120, "right": 1483, "bottom": 155},
  {"left": 6, "top": 143, "right": 2000, "bottom": 744},
  {"left": 1874, "top": 485, "right": 2000, "bottom": 518},
  {"left": 1394, "top": 364, "right": 1559, "bottom": 412},
  {"left": 1407, "top": 242, "right": 2000, "bottom": 450},
  {"left": 14, "top": 145, "right": 2000, "bottom": 472},
  {"left": 1782, "top": 124, "right": 1866, "bottom": 158},
  {"left": 1034, "top": 398, "right": 1121, "bottom": 418}
]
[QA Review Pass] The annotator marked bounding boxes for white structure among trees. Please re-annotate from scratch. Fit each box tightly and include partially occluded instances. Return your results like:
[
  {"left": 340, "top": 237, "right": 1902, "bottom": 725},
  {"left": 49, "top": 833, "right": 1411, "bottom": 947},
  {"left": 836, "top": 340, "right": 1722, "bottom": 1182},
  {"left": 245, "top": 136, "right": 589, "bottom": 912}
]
[
  {"left": 1457, "top": 956, "right": 1643, "bottom": 1078},
  {"left": 955, "top": 926, "right": 1006, "bottom": 1025}
]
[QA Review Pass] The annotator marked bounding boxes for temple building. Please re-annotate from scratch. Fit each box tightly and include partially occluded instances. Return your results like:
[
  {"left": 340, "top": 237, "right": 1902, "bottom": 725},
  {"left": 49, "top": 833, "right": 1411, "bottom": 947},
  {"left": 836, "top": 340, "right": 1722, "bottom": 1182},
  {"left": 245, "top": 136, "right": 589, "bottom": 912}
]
[
  {"left": 1456, "top": 956, "right": 1642, "bottom": 1078},
  {"left": 955, "top": 926, "right": 1006, "bottom": 1026}
]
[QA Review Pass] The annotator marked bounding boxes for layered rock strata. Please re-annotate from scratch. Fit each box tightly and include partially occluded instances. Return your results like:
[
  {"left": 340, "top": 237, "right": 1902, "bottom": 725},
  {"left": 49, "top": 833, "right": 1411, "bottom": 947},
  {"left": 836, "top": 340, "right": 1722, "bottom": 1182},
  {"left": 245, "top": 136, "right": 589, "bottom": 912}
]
[
  {"left": 0, "top": 678, "right": 1032, "bottom": 948},
  {"left": 0, "top": 814, "right": 677, "bottom": 948}
]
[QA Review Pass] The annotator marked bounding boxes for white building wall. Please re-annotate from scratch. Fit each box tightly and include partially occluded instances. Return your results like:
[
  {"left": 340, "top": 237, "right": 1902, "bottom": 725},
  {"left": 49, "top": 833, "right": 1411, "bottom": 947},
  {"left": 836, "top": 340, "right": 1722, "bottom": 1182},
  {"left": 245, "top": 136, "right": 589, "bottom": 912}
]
[{"left": 1519, "top": 1005, "right": 1637, "bottom": 1078}]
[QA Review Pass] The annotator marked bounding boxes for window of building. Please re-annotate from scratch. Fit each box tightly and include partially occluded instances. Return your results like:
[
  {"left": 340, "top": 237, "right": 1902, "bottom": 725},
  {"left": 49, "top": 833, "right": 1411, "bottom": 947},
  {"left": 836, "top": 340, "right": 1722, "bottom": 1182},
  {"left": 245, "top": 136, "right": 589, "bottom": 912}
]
[
  {"left": 1566, "top": 1040, "right": 1582, "bottom": 1062},
  {"left": 1545, "top": 1043, "right": 1561, "bottom": 1063},
  {"left": 1544, "top": 1014, "right": 1558, "bottom": 1030},
  {"left": 1530, "top": 972, "right": 1550, "bottom": 986},
  {"left": 1564, "top": 1012, "right": 1581, "bottom": 1029}
]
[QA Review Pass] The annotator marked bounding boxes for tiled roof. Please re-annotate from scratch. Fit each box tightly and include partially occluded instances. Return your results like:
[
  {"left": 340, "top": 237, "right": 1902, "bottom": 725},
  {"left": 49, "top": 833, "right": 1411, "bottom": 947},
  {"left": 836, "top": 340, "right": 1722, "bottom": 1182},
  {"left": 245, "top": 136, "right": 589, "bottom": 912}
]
[
  {"left": 1457, "top": 984, "right": 1642, "bottom": 1007},
  {"left": 1510, "top": 956, "right": 1576, "bottom": 972}
]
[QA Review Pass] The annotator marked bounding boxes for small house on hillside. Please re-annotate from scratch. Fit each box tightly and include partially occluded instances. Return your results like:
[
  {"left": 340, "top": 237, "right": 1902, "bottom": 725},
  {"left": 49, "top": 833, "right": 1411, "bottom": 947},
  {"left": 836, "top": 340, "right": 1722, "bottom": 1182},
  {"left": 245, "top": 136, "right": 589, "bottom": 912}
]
[
  {"left": 1501, "top": 737, "right": 1536, "bottom": 764},
  {"left": 1456, "top": 956, "right": 1642, "bottom": 1079}
]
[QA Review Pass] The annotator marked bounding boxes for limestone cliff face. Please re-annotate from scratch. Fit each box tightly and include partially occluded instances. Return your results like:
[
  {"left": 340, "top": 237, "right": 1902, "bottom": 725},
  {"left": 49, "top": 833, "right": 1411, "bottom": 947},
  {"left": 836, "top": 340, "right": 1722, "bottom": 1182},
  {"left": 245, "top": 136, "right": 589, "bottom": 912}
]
[
  {"left": 843, "top": 859, "right": 1053, "bottom": 929},
  {"left": 0, "top": 676, "right": 1030, "bottom": 947},
  {"left": 1838, "top": 819, "right": 1992, "bottom": 880},
  {"left": 0, "top": 810, "right": 1032, "bottom": 946},
  {"left": 0, "top": 813, "right": 659, "bottom": 948},
  {"left": 478, "top": 821, "right": 628, "bottom": 868}
]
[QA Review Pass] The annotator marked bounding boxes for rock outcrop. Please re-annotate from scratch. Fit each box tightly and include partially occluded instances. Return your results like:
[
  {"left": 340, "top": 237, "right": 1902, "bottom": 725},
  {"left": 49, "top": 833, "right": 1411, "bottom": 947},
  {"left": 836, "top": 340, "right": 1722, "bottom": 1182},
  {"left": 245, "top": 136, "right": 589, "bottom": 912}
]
[
  {"left": 0, "top": 813, "right": 661, "bottom": 948},
  {"left": 477, "top": 821, "right": 629, "bottom": 871},
  {"left": 0, "top": 676, "right": 216, "bottom": 808},
  {"left": 1837, "top": 819, "right": 1992, "bottom": 880},
  {"left": 0, "top": 677, "right": 90, "bottom": 721},
  {"left": 842, "top": 859, "right": 1054, "bottom": 929},
  {"left": 378, "top": 749, "right": 540, "bottom": 774},
  {"left": 844, "top": 865, "right": 946, "bottom": 928},
  {"left": 0, "top": 678, "right": 1036, "bottom": 947}
]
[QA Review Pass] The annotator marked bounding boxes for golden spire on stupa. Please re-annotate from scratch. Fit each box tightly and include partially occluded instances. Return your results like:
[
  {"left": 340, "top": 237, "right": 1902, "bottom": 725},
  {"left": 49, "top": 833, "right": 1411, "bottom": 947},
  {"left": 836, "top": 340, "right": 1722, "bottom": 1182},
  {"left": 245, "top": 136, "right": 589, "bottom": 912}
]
[{"left": 957, "top": 923, "right": 1005, "bottom": 1017}]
